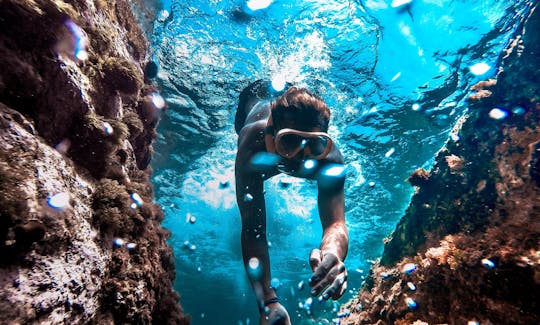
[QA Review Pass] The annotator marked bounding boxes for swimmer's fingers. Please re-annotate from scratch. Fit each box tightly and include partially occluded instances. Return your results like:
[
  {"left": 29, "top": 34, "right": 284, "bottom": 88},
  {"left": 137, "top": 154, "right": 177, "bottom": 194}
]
[
  {"left": 325, "top": 271, "right": 348, "bottom": 300},
  {"left": 310, "top": 262, "right": 343, "bottom": 298},
  {"left": 309, "top": 249, "right": 322, "bottom": 272},
  {"left": 310, "top": 252, "right": 339, "bottom": 285}
]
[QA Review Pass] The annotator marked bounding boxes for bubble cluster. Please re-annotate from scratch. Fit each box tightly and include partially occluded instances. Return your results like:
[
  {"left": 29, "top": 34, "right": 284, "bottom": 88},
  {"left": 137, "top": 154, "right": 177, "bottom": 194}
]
[
  {"left": 157, "top": 9, "right": 170, "bottom": 22},
  {"left": 113, "top": 238, "right": 136, "bottom": 250},
  {"left": 271, "top": 75, "right": 286, "bottom": 91},
  {"left": 130, "top": 193, "right": 143, "bottom": 207},
  {"left": 186, "top": 213, "right": 197, "bottom": 224}
]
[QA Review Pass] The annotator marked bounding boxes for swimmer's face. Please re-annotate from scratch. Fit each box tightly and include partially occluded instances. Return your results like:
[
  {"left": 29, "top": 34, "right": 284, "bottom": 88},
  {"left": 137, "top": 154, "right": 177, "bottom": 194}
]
[{"left": 274, "top": 121, "right": 333, "bottom": 161}]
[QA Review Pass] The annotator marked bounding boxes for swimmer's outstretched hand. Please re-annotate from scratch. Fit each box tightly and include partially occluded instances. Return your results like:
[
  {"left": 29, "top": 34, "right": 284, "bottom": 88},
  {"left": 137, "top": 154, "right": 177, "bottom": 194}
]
[
  {"left": 260, "top": 302, "right": 291, "bottom": 325},
  {"left": 309, "top": 249, "right": 347, "bottom": 300}
]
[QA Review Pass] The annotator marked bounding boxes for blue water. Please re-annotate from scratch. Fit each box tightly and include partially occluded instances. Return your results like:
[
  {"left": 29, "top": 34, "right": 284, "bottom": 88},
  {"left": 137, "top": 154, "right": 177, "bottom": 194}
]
[{"left": 148, "top": 0, "right": 533, "bottom": 323}]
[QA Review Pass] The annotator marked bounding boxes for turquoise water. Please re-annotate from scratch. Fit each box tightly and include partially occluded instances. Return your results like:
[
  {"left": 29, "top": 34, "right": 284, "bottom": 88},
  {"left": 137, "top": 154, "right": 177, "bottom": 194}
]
[{"left": 149, "top": 0, "right": 533, "bottom": 323}]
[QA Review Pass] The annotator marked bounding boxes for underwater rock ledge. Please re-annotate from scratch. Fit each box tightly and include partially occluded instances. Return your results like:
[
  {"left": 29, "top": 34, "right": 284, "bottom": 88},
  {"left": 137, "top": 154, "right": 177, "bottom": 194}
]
[
  {"left": 0, "top": 0, "right": 188, "bottom": 324},
  {"left": 342, "top": 4, "right": 539, "bottom": 325}
]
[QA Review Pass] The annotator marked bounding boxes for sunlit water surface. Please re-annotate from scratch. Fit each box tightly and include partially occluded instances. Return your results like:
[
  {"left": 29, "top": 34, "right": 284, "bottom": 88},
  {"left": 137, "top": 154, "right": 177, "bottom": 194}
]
[{"left": 149, "top": 0, "right": 533, "bottom": 323}]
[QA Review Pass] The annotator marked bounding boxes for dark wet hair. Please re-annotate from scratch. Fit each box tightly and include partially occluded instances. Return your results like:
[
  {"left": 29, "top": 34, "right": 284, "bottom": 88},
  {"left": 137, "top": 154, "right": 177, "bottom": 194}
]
[{"left": 271, "top": 87, "right": 331, "bottom": 132}]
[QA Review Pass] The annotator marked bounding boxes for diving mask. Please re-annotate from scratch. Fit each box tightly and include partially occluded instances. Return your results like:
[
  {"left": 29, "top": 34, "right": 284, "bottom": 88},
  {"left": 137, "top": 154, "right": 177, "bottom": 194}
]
[{"left": 274, "top": 128, "right": 333, "bottom": 160}]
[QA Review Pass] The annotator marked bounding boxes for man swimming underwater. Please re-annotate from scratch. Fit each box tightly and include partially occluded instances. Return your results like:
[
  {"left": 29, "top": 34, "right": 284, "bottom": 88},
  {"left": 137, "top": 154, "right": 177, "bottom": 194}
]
[{"left": 235, "top": 80, "right": 349, "bottom": 324}]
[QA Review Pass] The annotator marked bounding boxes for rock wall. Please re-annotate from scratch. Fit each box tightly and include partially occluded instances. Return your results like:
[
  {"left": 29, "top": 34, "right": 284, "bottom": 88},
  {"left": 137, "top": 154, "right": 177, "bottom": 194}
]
[
  {"left": 342, "top": 3, "right": 539, "bottom": 325},
  {"left": 0, "top": 0, "right": 189, "bottom": 324}
]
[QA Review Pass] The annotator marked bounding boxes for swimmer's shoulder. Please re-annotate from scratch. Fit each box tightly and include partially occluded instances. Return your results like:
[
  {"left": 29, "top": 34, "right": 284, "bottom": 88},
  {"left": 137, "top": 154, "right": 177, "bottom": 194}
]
[
  {"left": 237, "top": 119, "right": 266, "bottom": 155},
  {"left": 245, "top": 100, "right": 272, "bottom": 125}
]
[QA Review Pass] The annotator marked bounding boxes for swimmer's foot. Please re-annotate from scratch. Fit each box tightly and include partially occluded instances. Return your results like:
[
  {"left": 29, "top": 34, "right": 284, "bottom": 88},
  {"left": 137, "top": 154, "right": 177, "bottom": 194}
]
[{"left": 260, "top": 302, "right": 291, "bottom": 325}]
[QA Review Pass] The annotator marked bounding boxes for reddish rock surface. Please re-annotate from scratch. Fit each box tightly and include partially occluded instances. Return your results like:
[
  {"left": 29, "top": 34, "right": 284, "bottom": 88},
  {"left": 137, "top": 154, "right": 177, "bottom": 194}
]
[
  {"left": 341, "top": 4, "right": 539, "bottom": 325},
  {"left": 0, "top": 1, "right": 188, "bottom": 324}
]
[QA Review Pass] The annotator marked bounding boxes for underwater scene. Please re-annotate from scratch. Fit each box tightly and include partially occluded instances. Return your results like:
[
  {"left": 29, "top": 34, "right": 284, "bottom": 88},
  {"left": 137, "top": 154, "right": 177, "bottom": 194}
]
[
  {"left": 149, "top": 0, "right": 535, "bottom": 324},
  {"left": 0, "top": 0, "right": 538, "bottom": 324}
]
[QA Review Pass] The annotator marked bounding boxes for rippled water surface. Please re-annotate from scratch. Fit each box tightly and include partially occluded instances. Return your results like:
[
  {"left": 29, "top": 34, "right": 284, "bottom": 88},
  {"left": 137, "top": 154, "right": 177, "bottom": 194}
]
[{"left": 149, "top": 0, "right": 533, "bottom": 323}]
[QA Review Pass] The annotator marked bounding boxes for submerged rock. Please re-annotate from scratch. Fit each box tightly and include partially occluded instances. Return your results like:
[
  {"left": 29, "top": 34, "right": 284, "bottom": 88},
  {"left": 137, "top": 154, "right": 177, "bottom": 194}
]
[
  {"left": 0, "top": 0, "right": 188, "bottom": 324},
  {"left": 342, "top": 4, "right": 540, "bottom": 325}
]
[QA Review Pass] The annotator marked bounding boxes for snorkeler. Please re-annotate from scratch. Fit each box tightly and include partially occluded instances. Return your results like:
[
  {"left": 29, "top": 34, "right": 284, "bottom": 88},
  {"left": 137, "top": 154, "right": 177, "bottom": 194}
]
[{"left": 235, "top": 80, "right": 349, "bottom": 324}]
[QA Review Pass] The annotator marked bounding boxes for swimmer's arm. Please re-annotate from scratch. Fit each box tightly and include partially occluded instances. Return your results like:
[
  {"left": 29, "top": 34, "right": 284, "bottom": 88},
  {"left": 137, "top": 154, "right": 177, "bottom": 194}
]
[
  {"left": 317, "top": 146, "right": 348, "bottom": 260},
  {"left": 309, "top": 149, "right": 348, "bottom": 300},
  {"left": 317, "top": 178, "right": 348, "bottom": 261},
  {"left": 235, "top": 124, "right": 276, "bottom": 302}
]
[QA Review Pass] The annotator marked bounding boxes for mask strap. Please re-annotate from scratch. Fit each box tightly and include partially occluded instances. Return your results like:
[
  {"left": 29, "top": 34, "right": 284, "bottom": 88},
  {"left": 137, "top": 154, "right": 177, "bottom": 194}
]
[{"left": 264, "top": 115, "right": 276, "bottom": 154}]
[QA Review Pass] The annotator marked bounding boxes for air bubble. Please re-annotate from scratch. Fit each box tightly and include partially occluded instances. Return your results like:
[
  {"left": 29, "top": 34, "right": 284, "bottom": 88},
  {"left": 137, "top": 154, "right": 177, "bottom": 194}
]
[
  {"left": 469, "top": 62, "right": 491, "bottom": 75},
  {"left": 247, "top": 0, "right": 273, "bottom": 11},
  {"left": 248, "top": 257, "right": 262, "bottom": 280},
  {"left": 405, "top": 297, "right": 417, "bottom": 309},
  {"left": 391, "top": 0, "right": 412, "bottom": 8},
  {"left": 489, "top": 108, "right": 508, "bottom": 120},
  {"left": 385, "top": 148, "right": 395, "bottom": 158},
  {"left": 402, "top": 263, "right": 416, "bottom": 274},
  {"left": 151, "top": 93, "right": 166, "bottom": 109},
  {"left": 47, "top": 192, "right": 70, "bottom": 210},
  {"left": 113, "top": 238, "right": 125, "bottom": 247},
  {"left": 126, "top": 242, "right": 137, "bottom": 250},
  {"left": 271, "top": 75, "right": 286, "bottom": 91},
  {"left": 244, "top": 193, "right": 254, "bottom": 202},
  {"left": 131, "top": 193, "right": 143, "bottom": 207},
  {"left": 481, "top": 258, "right": 495, "bottom": 269},
  {"left": 304, "top": 159, "right": 317, "bottom": 170},
  {"left": 103, "top": 122, "right": 114, "bottom": 135}
]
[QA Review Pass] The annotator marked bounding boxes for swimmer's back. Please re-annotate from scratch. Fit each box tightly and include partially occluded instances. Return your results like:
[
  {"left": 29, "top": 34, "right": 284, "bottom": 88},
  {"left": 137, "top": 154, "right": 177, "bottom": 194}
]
[{"left": 235, "top": 80, "right": 272, "bottom": 134}]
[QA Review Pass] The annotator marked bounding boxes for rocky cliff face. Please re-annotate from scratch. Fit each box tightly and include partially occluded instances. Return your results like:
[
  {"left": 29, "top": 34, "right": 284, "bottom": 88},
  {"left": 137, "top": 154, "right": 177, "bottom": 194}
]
[
  {"left": 341, "top": 4, "right": 539, "bottom": 325},
  {"left": 0, "top": 0, "right": 188, "bottom": 323}
]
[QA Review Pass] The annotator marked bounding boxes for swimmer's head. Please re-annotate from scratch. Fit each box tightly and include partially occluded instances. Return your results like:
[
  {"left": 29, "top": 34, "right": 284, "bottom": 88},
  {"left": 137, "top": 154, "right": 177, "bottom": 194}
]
[{"left": 271, "top": 87, "right": 330, "bottom": 132}]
